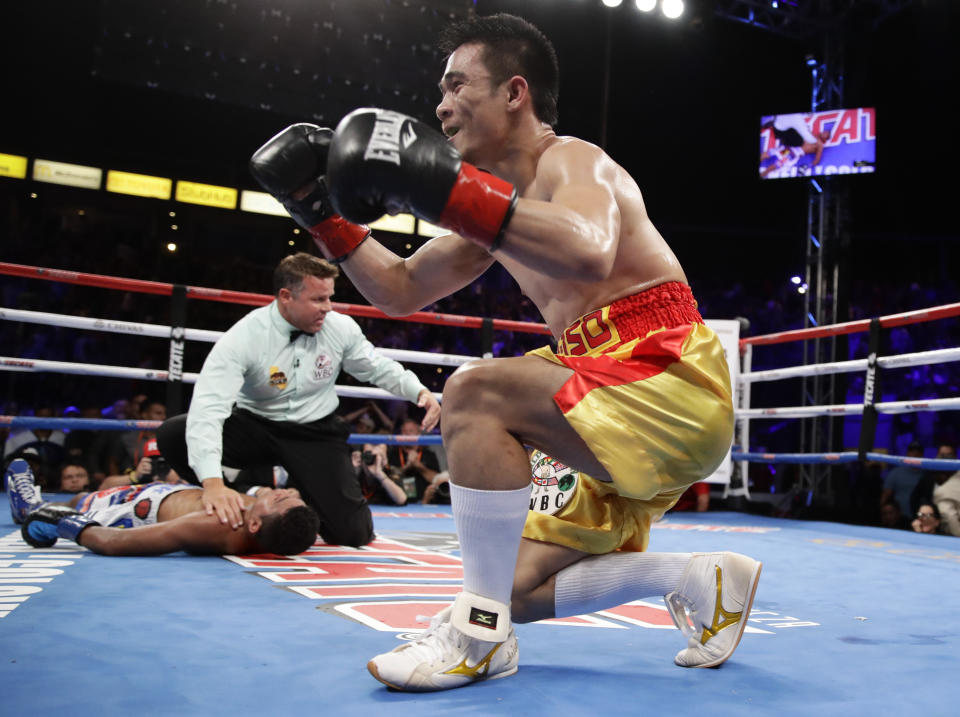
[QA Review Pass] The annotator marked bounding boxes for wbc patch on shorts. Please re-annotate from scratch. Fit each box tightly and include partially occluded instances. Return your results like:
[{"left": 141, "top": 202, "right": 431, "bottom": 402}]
[{"left": 529, "top": 450, "right": 579, "bottom": 516}]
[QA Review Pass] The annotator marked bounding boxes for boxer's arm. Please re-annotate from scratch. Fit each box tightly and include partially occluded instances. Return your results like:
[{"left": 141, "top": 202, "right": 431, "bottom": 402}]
[
  {"left": 76, "top": 513, "right": 230, "bottom": 556},
  {"left": 327, "top": 108, "right": 620, "bottom": 289},
  {"left": 492, "top": 141, "right": 622, "bottom": 281},
  {"left": 338, "top": 231, "right": 494, "bottom": 317}
]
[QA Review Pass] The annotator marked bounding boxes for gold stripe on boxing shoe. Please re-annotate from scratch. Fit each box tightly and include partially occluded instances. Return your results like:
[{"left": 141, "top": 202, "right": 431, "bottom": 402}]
[
  {"left": 700, "top": 565, "right": 743, "bottom": 645},
  {"left": 442, "top": 642, "right": 504, "bottom": 679}
]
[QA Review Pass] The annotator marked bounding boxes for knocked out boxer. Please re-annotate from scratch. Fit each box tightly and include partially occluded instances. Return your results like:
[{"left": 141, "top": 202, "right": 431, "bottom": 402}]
[{"left": 6, "top": 458, "right": 318, "bottom": 556}]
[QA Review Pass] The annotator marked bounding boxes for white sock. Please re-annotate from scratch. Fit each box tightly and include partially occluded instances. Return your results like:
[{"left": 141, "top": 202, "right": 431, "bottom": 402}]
[
  {"left": 554, "top": 552, "right": 692, "bottom": 617},
  {"left": 451, "top": 483, "right": 531, "bottom": 606}
]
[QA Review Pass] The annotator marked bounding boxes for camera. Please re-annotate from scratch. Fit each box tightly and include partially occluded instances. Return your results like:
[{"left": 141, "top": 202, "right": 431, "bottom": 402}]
[
  {"left": 362, "top": 450, "right": 376, "bottom": 465},
  {"left": 153, "top": 455, "right": 171, "bottom": 481}
]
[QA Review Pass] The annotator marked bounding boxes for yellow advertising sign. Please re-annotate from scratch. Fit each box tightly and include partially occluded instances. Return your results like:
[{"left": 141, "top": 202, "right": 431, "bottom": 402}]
[
  {"left": 176, "top": 180, "right": 237, "bottom": 209},
  {"left": 417, "top": 219, "right": 448, "bottom": 237},
  {"left": 33, "top": 159, "right": 102, "bottom": 189},
  {"left": 0, "top": 153, "right": 28, "bottom": 179},
  {"left": 239, "top": 190, "right": 288, "bottom": 217},
  {"left": 370, "top": 213, "right": 416, "bottom": 235},
  {"left": 106, "top": 170, "right": 172, "bottom": 199}
]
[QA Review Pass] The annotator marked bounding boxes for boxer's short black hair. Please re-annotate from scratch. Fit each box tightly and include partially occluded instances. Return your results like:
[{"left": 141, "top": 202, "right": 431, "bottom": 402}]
[
  {"left": 258, "top": 505, "right": 320, "bottom": 555},
  {"left": 439, "top": 13, "right": 560, "bottom": 128}
]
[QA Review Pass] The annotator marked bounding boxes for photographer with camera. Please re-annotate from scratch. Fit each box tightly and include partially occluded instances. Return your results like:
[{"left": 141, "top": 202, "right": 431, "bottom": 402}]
[
  {"left": 98, "top": 435, "right": 186, "bottom": 490},
  {"left": 386, "top": 418, "right": 448, "bottom": 504},
  {"left": 354, "top": 443, "right": 408, "bottom": 506},
  {"left": 421, "top": 470, "right": 452, "bottom": 506}
]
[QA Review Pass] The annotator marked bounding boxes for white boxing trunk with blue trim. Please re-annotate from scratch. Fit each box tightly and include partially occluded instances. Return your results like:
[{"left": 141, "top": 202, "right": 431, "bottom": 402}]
[{"left": 77, "top": 484, "right": 195, "bottom": 529}]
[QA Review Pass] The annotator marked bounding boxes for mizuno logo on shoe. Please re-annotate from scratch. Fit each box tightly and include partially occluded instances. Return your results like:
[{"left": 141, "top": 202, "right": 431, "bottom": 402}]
[
  {"left": 701, "top": 565, "right": 743, "bottom": 645},
  {"left": 469, "top": 607, "right": 497, "bottom": 629},
  {"left": 443, "top": 643, "right": 502, "bottom": 679}
]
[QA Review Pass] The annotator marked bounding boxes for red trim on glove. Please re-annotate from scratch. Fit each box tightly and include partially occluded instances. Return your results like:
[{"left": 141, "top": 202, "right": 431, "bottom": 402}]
[
  {"left": 436, "top": 163, "right": 517, "bottom": 251},
  {"left": 309, "top": 215, "right": 371, "bottom": 262}
]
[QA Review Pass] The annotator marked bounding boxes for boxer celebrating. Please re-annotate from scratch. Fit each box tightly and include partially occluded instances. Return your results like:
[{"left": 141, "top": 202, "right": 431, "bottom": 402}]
[{"left": 251, "top": 12, "right": 760, "bottom": 692}]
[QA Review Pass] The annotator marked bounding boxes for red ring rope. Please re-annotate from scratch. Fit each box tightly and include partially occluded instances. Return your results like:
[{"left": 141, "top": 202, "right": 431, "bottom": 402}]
[{"left": 0, "top": 261, "right": 552, "bottom": 335}]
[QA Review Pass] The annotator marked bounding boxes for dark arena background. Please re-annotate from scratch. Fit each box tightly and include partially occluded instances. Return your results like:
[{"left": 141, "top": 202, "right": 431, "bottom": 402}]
[{"left": 2, "top": 2, "right": 959, "bottom": 714}]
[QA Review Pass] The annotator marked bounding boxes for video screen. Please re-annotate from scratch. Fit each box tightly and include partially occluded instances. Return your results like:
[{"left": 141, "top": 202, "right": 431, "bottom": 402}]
[{"left": 759, "top": 107, "right": 876, "bottom": 179}]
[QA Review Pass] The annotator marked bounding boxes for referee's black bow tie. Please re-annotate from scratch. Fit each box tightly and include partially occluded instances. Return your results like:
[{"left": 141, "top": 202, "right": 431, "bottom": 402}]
[{"left": 290, "top": 330, "right": 315, "bottom": 343}]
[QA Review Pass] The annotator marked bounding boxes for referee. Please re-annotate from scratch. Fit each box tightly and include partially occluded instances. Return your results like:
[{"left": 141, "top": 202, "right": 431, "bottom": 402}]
[{"left": 157, "top": 252, "right": 440, "bottom": 546}]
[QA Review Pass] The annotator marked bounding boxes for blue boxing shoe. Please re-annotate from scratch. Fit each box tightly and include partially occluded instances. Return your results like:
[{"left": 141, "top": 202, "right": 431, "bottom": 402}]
[{"left": 5, "top": 458, "right": 44, "bottom": 524}]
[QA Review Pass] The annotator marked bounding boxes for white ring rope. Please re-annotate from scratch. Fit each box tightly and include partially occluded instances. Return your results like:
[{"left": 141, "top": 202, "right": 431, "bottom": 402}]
[
  {"left": 739, "top": 347, "right": 960, "bottom": 384},
  {"left": 0, "top": 356, "right": 441, "bottom": 403},
  {"left": 2, "top": 306, "right": 956, "bottom": 420},
  {"left": 0, "top": 307, "right": 474, "bottom": 368},
  {"left": 738, "top": 397, "right": 960, "bottom": 419}
]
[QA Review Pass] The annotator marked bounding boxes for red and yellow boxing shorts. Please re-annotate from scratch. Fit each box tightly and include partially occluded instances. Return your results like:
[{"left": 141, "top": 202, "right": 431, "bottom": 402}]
[{"left": 521, "top": 282, "right": 734, "bottom": 554}]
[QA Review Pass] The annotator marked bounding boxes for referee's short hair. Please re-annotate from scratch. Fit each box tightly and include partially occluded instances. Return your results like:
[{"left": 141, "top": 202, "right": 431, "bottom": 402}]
[{"left": 273, "top": 252, "right": 339, "bottom": 296}]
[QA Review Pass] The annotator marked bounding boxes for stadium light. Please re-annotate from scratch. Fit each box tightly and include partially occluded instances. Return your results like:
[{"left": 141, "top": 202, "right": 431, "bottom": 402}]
[
  {"left": 635, "top": 0, "right": 657, "bottom": 11},
  {"left": 602, "top": 0, "right": 623, "bottom": 8},
  {"left": 661, "top": 0, "right": 684, "bottom": 19}
]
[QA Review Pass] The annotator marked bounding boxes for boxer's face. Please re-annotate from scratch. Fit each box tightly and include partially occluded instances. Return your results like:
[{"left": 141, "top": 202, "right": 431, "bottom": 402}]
[
  {"left": 437, "top": 42, "right": 507, "bottom": 164},
  {"left": 279, "top": 275, "right": 335, "bottom": 334},
  {"left": 249, "top": 487, "right": 305, "bottom": 522}
]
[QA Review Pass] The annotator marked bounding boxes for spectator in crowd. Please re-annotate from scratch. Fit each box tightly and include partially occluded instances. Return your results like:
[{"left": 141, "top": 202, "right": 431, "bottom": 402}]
[
  {"left": 3, "top": 406, "right": 66, "bottom": 487},
  {"left": 63, "top": 404, "right": 106, "bottom": 480},
  {"left": 911, "top": 444, "right": 957, "bottom": 515},
  {"left": 343, "top": 400, "right": 395, "bottom": 435},
  {"left": 354, "top": 443, "right": 408, "bottom": 505},
  {"left": 86, "top": 398, "right": 135, "bottom": 482},
  {"left": 880, "top": 440, "right": 925, "bottom": 517},
  {"left": 421, "top": 470, "right": 452, "bottom": 505},
  {"left": 668, "top": 481, "right": 711, "bottom": 513},
  {"left": 0, "top": 400, "right": 16, "bottom": 458},
  {"left": 387, "top": 417, "right": 442, "bottom": 498},
  {"left": 911, "top": 503, "right": 943, "bottom": 534},
  {"left": 58, "top": 462, "right": 91, "bottom": 493},
  {"left": 117, "top": 398, "right": 167, "bottom": 475},
  {"left": 98, "top": 437, "right": 185, "bottom": 490},
  {"left": 932, "top": 468, "right": 960, "bottom": 537},
  {"left": 878, "top": 498, "right": 910, "bottom": 531}
]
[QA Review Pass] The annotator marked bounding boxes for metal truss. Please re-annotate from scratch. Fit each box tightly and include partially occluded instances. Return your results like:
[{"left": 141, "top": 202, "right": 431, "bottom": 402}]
[{"left": 712, "top": 0, "right": 916, "bottom": 40}]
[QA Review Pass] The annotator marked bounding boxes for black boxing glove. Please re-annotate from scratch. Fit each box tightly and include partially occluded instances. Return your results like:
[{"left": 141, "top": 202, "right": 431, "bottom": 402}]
[
  {"left": 327, "top": 108, "right": 518, "bottom": 252},
  {"left": 21, "top": 504, "right": 100, "bottom": 548},
  {"left": 249, "top": 123, "right": 371, "bottom": 262}
]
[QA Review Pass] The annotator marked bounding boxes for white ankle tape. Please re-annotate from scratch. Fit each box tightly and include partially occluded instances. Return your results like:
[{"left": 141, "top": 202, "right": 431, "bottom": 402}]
[{"left": 450, "top": 590, "right": 512, "bottom": 642}]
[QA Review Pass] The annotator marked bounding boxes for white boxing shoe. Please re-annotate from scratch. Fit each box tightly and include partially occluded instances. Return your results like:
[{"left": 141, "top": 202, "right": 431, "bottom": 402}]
[
  {"left": 665, "top": 551, "right": 762, "bottom": 668},
  {"left": 367, "top": 593, "right": 519, "bottom": 692}
]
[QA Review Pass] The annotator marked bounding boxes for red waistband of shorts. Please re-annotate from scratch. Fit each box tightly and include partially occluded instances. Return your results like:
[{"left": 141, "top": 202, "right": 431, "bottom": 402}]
[
  {"left": 554, "top": 282, "right": 702, "bottom": 357},
  {"left": 603, "top": 281, "right": 703, "bottom": 341}
]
